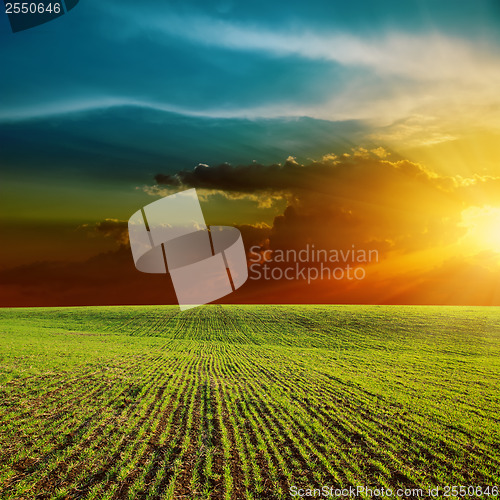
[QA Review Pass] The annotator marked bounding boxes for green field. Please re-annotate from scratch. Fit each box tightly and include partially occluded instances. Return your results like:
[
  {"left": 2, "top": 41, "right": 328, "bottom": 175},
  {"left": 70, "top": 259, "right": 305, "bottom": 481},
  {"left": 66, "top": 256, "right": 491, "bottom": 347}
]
[{"left": 0, "top": 305, "right": 499, "bottom": 499}]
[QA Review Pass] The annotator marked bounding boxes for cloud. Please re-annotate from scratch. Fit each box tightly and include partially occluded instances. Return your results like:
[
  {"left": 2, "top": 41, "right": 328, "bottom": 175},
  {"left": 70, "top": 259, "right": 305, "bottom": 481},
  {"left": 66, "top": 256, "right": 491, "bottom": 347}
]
[
  {"left": 154, "top": 151, "right": 500, "bottom": 259},
  {"left": 97, "top": 7, "right": 500, "bottom": 125},
  {"left": 5, "top": 6, "right": 500, "bottom": 127},
  {"left": 80, "top": 219, "right": 129, "bottom": 245},
  {"left": 2, "top": 187, "right": 499, "bottom": 307},
  {"left": 106, "top": 6, "right": 500, "bottom": 83},
  {"left": 154, "top": 159, "right": 305, "bottom": 195}
]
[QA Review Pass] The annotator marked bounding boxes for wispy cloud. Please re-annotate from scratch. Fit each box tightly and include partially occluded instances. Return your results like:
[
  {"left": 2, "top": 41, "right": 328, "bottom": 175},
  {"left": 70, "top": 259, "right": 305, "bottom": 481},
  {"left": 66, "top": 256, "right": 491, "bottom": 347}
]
[
  {"left": 153, "top": 17, "right": 500, "bottom": 82},
  {"left": 5, "top": 2, "right": 500, "bottom": 130},
  {"left": 104, "top": 7, "right": 500, "bottom": 127}
]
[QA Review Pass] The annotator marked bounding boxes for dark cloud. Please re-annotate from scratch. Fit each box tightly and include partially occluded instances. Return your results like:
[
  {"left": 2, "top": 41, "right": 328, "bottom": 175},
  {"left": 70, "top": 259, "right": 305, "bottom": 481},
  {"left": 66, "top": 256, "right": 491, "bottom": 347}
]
[
  {"left": 78, "top": 219, "right": 129, "bottom": 246},
  {"left": 92, "top": 219, "right": 129, "bottom": 244},
  {"left": 155, "top": 151, "right": 498, "bottom": 256},
  {"left": 155, "top": 158, "right": 310, "bottom": 194}
]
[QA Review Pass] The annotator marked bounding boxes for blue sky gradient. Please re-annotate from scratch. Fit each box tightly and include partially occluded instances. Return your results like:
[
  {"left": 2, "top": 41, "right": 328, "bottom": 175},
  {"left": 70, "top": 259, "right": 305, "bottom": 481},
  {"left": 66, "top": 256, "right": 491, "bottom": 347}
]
[
  {"left": 2, "top": 0, "right": 500, "bottom": 185},
  {"left": 2, "top": 0, "right": 499, "bottom": 120}
]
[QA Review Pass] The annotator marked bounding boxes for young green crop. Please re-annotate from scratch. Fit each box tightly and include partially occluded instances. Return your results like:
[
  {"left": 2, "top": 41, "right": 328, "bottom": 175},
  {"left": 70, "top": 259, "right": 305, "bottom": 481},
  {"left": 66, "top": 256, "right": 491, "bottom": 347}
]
[{"left": 0, "top": 305, "right": 499, "bottom": 499}]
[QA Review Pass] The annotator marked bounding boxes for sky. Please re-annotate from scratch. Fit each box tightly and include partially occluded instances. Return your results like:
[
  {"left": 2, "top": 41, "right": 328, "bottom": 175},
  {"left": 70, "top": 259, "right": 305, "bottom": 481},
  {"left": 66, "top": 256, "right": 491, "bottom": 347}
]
[{"left": 1, "top": 0, "right": 500, "bottom": 306}]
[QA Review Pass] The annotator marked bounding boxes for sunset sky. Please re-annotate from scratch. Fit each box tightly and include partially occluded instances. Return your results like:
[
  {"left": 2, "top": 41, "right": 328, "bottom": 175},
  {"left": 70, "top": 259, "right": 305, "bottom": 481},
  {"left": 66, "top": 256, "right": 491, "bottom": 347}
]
[{"left": 1, "top": 0, "right": 500, "bottom": 306}]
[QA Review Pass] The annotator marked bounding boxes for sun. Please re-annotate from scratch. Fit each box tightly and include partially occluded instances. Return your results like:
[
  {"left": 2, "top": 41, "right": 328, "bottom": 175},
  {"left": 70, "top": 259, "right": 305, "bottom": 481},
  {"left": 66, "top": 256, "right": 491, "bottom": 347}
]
[{"left": 460, "top": 206, "right": 500, "bottom": 253}]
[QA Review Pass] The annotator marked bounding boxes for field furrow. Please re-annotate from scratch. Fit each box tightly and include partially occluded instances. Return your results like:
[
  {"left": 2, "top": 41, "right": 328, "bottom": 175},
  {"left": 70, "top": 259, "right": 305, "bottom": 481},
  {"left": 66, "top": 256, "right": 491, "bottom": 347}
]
[{"left": 0, "top": 305, "right": 499, "bottom": 499}]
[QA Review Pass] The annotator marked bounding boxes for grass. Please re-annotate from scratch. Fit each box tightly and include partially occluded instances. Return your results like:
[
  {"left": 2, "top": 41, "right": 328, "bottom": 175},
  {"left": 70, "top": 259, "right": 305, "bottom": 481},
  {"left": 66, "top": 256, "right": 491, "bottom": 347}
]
[{"left": 0, "top": 304, "right": 499, "bottom": 499}]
